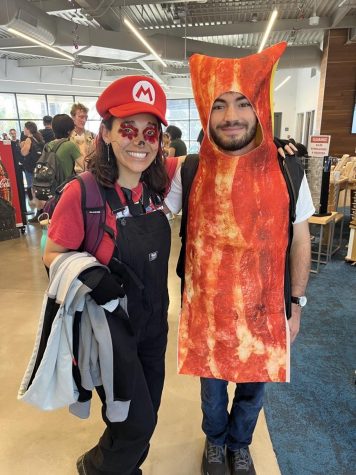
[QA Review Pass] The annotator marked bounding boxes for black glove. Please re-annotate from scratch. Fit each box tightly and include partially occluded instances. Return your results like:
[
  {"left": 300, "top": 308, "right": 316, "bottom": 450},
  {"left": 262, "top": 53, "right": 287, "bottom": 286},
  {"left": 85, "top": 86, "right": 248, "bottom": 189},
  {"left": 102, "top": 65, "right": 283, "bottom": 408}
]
[
  {"left": 274, "top": 136, "right": 289, "bottom": 150},
  {"left": 79, "top": 267, "right": 125, "bottom": 305}
]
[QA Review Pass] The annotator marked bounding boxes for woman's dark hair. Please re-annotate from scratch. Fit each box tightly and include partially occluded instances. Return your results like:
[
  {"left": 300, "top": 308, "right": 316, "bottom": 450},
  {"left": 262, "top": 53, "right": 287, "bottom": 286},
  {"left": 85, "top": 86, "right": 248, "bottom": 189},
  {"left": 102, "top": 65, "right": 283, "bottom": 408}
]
[
  {"left": 166, "top": 125, "right": 182, "bottom": 140},
  {"left": 88, "top": 115, "right": 169, "bottom": 197},
  {"left": 24, "top": 121, "right": 43, "bottom": 143},
  {"left": 52, "top": 114, "right": 75, "bottom": 139}
]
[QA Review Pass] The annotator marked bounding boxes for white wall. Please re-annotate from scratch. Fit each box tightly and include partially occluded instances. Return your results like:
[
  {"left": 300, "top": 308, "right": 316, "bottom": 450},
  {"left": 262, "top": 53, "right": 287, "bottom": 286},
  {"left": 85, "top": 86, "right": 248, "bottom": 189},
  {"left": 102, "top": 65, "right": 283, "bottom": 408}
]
[
  {"left": 273, "top": 67, "right": 320, "bottom": 140},
  {"left": 296, "top": 67, "right": 320, "bottom": 133},
  {"left": 273, "top": 69, "right": 298, "bottom": 139}
]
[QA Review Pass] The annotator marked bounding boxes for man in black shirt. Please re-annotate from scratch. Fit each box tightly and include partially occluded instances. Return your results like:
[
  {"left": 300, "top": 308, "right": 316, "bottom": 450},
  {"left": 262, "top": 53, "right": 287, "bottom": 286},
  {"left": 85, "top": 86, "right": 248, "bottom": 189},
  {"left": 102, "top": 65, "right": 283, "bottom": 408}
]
[
  {"left": 166, "top": 124, "right": 187, "bottom": 157},
  {"left": 39, "top": 115, "right": 55, "bottom": 143}
]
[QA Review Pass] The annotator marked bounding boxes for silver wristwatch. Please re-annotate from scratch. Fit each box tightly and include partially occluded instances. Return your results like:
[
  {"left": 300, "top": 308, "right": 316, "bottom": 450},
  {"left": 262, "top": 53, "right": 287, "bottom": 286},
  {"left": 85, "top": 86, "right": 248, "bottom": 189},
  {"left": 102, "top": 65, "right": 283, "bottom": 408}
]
[{"left": 291, "top": 296, "right": 307, "bottom": 308}]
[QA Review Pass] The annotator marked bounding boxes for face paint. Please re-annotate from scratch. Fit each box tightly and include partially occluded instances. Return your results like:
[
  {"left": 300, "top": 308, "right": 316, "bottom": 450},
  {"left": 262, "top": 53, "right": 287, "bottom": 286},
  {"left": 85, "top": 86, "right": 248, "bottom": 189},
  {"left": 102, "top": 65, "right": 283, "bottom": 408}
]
[
  {"left": 119, "top": 122, "right": 139, "bottom": 140},
  {"left": 143, "top": 125, "right": 159, "bottom": 144}
]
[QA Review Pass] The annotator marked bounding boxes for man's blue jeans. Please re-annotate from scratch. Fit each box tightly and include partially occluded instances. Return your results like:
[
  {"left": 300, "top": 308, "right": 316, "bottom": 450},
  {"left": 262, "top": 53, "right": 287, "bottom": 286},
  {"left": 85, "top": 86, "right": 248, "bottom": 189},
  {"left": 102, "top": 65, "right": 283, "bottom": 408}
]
[{"left": 200, "top": 378, "right": 265, "bottom": 450}]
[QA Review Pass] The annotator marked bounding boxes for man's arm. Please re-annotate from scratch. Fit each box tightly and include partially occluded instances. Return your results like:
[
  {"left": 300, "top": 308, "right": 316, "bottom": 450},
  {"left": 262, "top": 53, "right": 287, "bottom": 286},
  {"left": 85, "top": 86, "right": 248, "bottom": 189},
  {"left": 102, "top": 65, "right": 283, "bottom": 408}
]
[{"left": 288, "top": 219, "right": 311, "bottom": 343}]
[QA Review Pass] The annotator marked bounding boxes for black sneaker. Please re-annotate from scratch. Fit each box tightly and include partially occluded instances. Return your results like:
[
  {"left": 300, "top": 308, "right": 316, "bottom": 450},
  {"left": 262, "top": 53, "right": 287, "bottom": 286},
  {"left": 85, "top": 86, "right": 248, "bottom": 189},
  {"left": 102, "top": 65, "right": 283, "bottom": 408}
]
[
  {"left": 76, "top": 453, "right": 87, "bottom": 475},
  {"left": 201, "top": 438, "right": 227, "bottom": 475},
  {"left": 227, "top": 447, "right": 256, "bottom": 475}
]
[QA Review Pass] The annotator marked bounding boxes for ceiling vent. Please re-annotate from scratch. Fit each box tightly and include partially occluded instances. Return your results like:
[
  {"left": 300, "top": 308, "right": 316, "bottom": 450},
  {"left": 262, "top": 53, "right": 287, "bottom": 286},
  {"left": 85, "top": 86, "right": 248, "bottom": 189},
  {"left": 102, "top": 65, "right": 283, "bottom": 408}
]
[{"left": 0, "top": 0, "right": 56, "bottom": 45}]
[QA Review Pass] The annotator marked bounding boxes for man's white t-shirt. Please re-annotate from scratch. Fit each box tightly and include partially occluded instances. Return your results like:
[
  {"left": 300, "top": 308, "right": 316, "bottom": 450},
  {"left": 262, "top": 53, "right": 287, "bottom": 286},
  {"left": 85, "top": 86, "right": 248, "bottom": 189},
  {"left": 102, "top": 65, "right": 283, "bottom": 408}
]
[{"left": 165, "top": 165, "right": 315, "bottom": 223}]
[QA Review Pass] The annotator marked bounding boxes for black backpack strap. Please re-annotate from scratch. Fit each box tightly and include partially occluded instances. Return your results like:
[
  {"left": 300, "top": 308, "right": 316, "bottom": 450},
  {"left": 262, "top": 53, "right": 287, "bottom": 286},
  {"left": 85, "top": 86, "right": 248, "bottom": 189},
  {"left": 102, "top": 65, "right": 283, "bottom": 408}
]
[
  {"left": 176, "top": 154, "right": 200, "bottom": 287},
  {"left": 277, "top": 153, "right": 305, "bottom": 320},
  {"left": 278, "top": 153, "right": 304, "bottom": 223}
]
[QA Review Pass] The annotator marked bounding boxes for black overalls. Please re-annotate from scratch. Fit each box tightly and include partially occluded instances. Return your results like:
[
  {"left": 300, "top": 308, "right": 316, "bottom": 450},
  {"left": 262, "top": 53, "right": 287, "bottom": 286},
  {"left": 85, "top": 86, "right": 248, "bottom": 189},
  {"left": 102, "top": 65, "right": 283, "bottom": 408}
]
[{"left": 84, "top": 185, "right": 171, "bottom": 475}]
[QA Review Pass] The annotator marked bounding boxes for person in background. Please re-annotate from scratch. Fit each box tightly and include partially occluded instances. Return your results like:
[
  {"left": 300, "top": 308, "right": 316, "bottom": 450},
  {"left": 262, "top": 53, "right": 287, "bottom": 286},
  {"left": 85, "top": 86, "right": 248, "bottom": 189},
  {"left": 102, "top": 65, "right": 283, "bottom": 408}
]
[
  {"left": 166, "top": 124, "right": 187, "bottom": 157},
  {"left": 43, "top": 75, "right": 181, "bottom": 475},
  {"left": 162, "top": 132, "right": 170, "bottom": 158},
  {"left": 48, "top": 114, "right": 81, "bottom": 179},
  {"left": 70, "top": 102, "right": 96, "bottom": 173},
  {"left": 9, "top": 127, "right": 28, "bottom": 219},
  {"left": 20, "top": 121, "right": 44, "bottom": 215},
  {"left": 2, "top": 132, "right": 10, "bottom": 140},
  {"left": 9, "top": 128, "right": 19, "bottom": 144},
  {"left": 39, "top": 115, "right": 55, "bottom": 144}
]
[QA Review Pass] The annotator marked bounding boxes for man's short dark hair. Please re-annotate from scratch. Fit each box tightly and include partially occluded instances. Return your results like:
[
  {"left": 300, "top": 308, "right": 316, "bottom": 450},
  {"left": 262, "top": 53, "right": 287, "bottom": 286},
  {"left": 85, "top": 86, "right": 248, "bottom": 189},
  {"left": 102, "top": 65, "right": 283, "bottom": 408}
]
[
  {"left": 166, "top": 125, "right": 182, "bottom": 140},
  {"left": 52, "top": 114, "right": 75, "bottom": 139},
  {"left": 43, "top": 115, "right": 53, "bottom": 126}
]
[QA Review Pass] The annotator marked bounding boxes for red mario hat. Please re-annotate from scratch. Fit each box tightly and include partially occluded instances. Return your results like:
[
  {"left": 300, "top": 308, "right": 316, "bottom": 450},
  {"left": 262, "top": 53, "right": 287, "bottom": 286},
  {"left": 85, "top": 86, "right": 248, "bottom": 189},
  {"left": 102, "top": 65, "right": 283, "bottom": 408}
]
[{"left": 96, "top": 75, "right": 167, "bottom": 126}]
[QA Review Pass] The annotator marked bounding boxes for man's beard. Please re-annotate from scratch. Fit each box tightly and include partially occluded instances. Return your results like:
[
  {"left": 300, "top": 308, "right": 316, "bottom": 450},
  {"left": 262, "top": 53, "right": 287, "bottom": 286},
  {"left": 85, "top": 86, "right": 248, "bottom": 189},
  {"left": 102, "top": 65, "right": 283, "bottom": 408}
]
[{"left": 209, "top": 120, "right": 258, "bottom": 152}]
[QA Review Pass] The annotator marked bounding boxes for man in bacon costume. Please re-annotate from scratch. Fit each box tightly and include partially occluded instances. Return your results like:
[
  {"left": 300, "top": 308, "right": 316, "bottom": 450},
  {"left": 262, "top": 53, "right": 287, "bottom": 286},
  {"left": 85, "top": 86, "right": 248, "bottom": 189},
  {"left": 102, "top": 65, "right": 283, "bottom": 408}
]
[{"left": 177, "top": 43, "right": 314, "bottom": 475}]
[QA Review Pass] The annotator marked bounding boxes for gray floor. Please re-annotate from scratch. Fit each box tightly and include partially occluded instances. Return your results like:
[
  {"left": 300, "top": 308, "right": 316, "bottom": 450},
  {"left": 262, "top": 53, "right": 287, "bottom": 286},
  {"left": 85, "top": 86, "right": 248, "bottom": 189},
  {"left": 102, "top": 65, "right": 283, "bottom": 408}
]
[{"left": 0, "top": 219, "right": 280, "bottom": 475}]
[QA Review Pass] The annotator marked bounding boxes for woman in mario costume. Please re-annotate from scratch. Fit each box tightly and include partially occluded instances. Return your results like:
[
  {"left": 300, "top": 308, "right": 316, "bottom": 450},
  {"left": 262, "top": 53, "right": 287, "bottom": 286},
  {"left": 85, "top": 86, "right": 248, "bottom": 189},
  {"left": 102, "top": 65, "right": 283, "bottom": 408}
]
[{"left": 43, "top": 76, "right": 179, "bottom": 475}]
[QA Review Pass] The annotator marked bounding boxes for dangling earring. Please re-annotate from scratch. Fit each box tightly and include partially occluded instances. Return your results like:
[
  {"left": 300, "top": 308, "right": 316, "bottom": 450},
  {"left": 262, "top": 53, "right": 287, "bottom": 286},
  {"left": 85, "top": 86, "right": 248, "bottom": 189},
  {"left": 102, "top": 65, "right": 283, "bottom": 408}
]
[{"left": 106, "top": 142, "right": 110, "bottom": 163}]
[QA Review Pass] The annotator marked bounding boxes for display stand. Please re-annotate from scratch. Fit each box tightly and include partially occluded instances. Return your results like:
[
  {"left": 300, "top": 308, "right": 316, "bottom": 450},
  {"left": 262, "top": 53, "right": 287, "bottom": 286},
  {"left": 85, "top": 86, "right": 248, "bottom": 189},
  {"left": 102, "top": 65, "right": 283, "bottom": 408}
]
[
  {"left": 0, "top": 141, "right": 26, "bottom": 232},
  {"left": 345, "top": 187, "right": 356, "bottom": 263}
]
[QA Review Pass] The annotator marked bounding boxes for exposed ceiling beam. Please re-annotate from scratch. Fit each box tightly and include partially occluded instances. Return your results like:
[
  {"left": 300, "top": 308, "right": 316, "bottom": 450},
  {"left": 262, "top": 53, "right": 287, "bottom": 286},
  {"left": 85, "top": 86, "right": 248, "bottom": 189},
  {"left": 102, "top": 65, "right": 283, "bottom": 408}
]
[
  {"left": 75, "top": 0, "right": 121, "bottom": 31},
  {"left": 137, "top": 58, "right": 166, "bottom": 85},
  {"left": 33, "top": 0, "right": 80, "bottom": 12},
  {"left": 148, "top": 16, "right": 356, "bottom": 38},
  {"left": 331, "top": 6, "right": 354, "bottom": 28}
]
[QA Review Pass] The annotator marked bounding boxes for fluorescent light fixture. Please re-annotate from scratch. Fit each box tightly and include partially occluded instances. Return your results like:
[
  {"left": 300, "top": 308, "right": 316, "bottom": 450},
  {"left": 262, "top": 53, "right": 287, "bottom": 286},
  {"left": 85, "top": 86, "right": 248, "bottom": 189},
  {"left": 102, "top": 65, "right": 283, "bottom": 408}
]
[
  {"left": 124, "top": 18, "right": 167, "bottom": 67},
  {"left": 274, "top": 75, "right": 291, "bottom": 91},
  {"left": 7, "top": 27, "right": 75, "bottom": 61},
  {"left": 258, "top": 9, "right": 278, "bottom": 53}
]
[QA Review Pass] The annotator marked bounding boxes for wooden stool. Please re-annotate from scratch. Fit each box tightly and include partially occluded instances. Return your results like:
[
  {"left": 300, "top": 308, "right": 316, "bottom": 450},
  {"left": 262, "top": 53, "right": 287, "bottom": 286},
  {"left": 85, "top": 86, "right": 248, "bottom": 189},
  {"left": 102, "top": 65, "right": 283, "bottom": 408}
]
[{"left": 308, "top": 212, "right": 337, "bottom": 273}]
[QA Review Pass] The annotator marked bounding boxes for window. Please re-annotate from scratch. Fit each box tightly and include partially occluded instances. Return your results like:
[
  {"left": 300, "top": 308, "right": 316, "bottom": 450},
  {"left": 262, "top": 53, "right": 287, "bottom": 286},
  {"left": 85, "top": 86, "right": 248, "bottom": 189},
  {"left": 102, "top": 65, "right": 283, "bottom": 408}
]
[
  {"left": 75, "top": 96, "right": 101, "bottom": 121},
  {"left": 189, "top": 100, "right": 199, "bottom": 119},
  {"left": 17, "top": 94, "right": 47, "bottom": 119},
  {"left": 20, "top": 120, "right": 44, "bottom": 133},
  {"left": 47, "top": 95, "right": 74, "bottom": 116},
  {"left": 85, "top": 121, "right": 101, "bottom": 135},
  {"left": 167, "top": 99, "right": 189, "bottom": 120},
  {"left": 0, "top": 93, "right": 18, "bottom": 119},
  {"left": 0, "top": 120, "right": 20, "bottom": 137}
]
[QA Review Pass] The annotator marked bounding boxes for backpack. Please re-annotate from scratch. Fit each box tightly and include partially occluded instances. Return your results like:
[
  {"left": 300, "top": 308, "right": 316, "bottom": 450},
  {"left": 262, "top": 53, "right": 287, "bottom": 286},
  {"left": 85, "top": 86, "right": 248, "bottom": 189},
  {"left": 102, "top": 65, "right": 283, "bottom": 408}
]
[
  {"left": 44, "top": 171, "right": 109, "bottom": 256},
  {"left": 23, "top": 137, "right": 44, "bottom": 173},
  {"left": 33, "top": 139, "right": 68, "bottom": 201}
]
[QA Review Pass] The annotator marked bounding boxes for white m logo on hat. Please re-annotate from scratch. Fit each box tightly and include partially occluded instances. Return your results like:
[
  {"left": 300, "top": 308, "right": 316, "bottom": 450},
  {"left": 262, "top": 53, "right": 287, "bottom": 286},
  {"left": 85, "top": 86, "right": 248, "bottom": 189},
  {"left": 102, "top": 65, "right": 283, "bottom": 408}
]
[{"left": 133, "top": 81, "right": 155, "bottom": 105}]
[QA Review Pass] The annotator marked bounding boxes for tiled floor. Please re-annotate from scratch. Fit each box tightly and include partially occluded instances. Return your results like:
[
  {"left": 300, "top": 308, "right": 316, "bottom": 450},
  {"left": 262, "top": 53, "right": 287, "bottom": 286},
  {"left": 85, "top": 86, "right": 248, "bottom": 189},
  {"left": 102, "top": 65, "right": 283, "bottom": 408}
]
[{"left": 0, "top": 219, "right": 280, "bottom": 475}]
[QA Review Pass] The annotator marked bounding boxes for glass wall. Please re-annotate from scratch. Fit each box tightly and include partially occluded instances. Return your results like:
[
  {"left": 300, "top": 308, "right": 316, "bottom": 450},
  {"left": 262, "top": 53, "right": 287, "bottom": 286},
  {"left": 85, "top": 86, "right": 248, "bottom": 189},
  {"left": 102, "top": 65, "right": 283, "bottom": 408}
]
[{"left": 0, "top": 92, "right": 201, "bottom": 151}]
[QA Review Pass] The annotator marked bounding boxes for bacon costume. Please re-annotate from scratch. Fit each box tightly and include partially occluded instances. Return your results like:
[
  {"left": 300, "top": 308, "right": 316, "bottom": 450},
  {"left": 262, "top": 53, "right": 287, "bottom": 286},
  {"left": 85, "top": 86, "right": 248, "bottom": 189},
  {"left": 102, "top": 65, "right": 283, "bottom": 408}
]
[{"left": 178, "top": 42, "right": 292, "bottom": 383}]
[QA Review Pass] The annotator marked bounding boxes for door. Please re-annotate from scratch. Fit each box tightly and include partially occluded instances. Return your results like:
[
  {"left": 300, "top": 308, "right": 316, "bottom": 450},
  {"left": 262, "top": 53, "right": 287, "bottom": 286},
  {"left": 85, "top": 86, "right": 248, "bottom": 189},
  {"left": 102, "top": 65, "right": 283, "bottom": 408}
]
[{"left": 274, "top": 112, "right": 282, "bottom": 138}]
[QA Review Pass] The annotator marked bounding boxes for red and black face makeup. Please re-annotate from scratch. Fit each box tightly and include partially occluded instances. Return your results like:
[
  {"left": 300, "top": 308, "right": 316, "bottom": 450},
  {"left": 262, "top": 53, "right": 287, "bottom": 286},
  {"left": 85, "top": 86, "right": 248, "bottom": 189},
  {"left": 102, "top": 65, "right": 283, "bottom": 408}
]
[
  {"left": 143, "top": 125, "right": 159, "bottom": 144},
  {"left": 118, "top": 121, "right": 159, "bottom": 143},
  {"left": 118, "top": 122, "right": 139, "bottom": 140}
]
